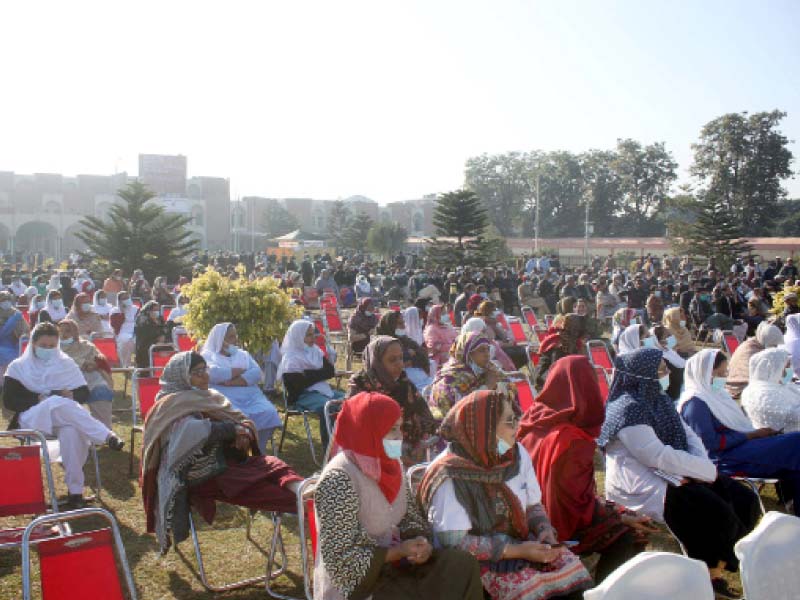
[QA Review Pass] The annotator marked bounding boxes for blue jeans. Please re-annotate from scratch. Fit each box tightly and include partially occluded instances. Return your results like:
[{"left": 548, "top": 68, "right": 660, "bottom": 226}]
[{"left": 296, "top": 389, "right": 345, "bottom": 449}]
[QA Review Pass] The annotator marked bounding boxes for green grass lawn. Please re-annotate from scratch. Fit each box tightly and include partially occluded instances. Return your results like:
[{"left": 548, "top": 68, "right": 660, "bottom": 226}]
[{"left": 0, "top": 369, "right": 782, "bottom": 599}]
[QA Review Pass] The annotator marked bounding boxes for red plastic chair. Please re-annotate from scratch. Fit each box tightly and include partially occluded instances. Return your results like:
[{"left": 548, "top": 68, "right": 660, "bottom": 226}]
[
  {"left": 129, "top": 369, "right": 162, "bottom": 476},
  {"left": 149, "top": 344, "right": 177, "bottom": 369},
  {"left": 314, "top": 317, "right": 325, "bottom": 336},
  {"left": 0, "top": 430, "right": 62, "bottom": 551},
  {"left": 544, "top": 314, "right": 555, "bottom": 329},
  {"left": 161, "top": 306, "right": 173, "bottom": 321},
  {"left": 132, "top": 298, "right": 142, "bottom": 309},
  {"left": 388, "top": 300, "right": 401, "bottom": 312},
  {"left": 315, "top": 334, "right": 329, "bottom": 358},
  {"left": 496, "top": 312, "right": 511, "bottom": 334},
  {"left": 507, "top": 318, "right": 529, "bottom": 345},
  {"left": 594, "top": 366, "right": 610, "bottom": 400},
  {"left": 513, "top": 379, "right": 536, "bottom": 412},
  {"left": 89, "top": 334, "right": 121, "bottom": 368},
  {"left": 19, "top": 335, "right": 29, "bottom": 356},
  {"left": 722, "top": 331, "right": 740, "bottom": 356},
  {"left": 175, "top": 332, "right": 196, "bottom": 352},
  {"left": 587, "top": 340, "right": 614, "bottom": 371},
  {"left": 18, "top": 306, "right": 30, "bottom": 324},
  {"left": 521, "top": 306, "right": 539, "bottom": 329},
  {"left": 22, "top": 507, "right": 138, "bottom": 600},
  {"left": 448, "top": 309, "right": 456, "bottom": 325},
  {"left": 323, "top": 308, "right": 345, "bottom": 335}
]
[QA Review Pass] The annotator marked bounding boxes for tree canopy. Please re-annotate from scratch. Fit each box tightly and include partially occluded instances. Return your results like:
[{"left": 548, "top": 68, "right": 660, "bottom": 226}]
[{"left": 432, "top": 189, "right": 488, "bottom": 247}]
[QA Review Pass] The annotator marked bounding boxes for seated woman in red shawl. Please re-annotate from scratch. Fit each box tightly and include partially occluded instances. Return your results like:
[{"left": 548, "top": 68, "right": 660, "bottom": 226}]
[
  {"left": 517, "top": 356, "right": 655, "bottom": 582},
  {"left": 534, "top": 314, "right": 588, "bottom": 388}
]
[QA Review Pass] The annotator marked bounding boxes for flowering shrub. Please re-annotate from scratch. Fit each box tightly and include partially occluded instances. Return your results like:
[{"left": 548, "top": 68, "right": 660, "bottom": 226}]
[
  {"left": 181, "top": 267, "right": 303, "bottom": 355},
  {"left": 770, "top": 285, "right": 800, "bottom": 316}
]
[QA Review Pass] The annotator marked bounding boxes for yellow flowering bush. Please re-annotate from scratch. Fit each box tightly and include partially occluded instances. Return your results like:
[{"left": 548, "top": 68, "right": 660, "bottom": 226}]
[
  {"left": 180, "top": 267, "right": 303, "bottom": 355},
  {"left": 771, "top": 285, "right": 800, "bottom": 316}
]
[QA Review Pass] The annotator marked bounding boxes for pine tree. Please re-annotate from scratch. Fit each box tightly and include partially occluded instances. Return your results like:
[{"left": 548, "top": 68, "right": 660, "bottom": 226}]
[
  {"left": 328, "top": 200, "right": 350, "bottom": 252},
  {"left": 343, "top": 212, "right": 374, "bottom": 252},
  {"left": 367, "top": 222, "right": 408, "bottom": 259},
  {"left": 683, "top": 191, "right": 752, "bottom": 271},
  {"left": 76, "top": 181, "right": 197, "bottom": 280},
  {"left": 432, "top": 189, "right": 488, "bottom": 248}
]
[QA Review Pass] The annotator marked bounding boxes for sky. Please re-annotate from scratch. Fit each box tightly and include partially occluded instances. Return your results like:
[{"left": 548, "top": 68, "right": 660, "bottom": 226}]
[{"left": 1, "top": 0, "right": 798, "bottom": 203}]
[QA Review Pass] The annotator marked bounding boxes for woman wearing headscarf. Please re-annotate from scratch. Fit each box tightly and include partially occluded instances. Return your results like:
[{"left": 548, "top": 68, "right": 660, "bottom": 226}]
[
  {"left": 0, "top": 290, "right": 29, "bottom": 381},
  {"left": 610, "top": 308, "right": 638, "bottom": 348},
  {"left": 403, "top": 306, "right": 424, "bottom": 346},
  {"left": 354, "top": 273, "right": 372, "bottom": 300},
  {"left": 2, "top": 322, "right": 124, "bottom": 508},
  {"left": 678, "top": 348, "right": 800, "bottom": 517},
  {"left": 663, "top": 306, "right": 695, "bottom": 357},
  {"left": 134, "top": 300, "right": 168, "bottom": 368},
  {"left": 348, "top": 336, "right": 438, "bottom": 465},
  {"left": 599, "top": 348, "right": 758, "bottom": 595},
  {"left": 91, "top": 289, "right": 113, "bottom": 334},
  {"left": 742, "top": 348, "right": 800, "bottom": 433},
  {"left": 784, "top": 313, "right": 800, "bottom": 378},
  {"left": 555, "top": 296, "right": 575, "bottom": 316},
  {"left": 475, "top": 300, "right": 529, "bottom": 371},
  {"left": 57, "top": 319, "right": 114, "bottom": 428},
  {"left": 278, "top": 319, "right": 344, "bottom": 449},
  {"left": 424, "top": 304, "right": 458, "bottom": 368},
  {"left": 151, "top": 276, "right": 175, "bottom": 306},
  {"left": 314, "top": 392, "right": 483, "bottom": 600},
  {"left": 644, "top": 293, "right": 664, "bottom": 325},
  {"left": 376, "top": 311, "right": 432, "bottom": 395},
  {"left": 66, "top": 292, "right": 104, "bottom": 337},
  {"left": 347, "top": 297, "right": 378, "bottom": 354},
  {"left": 615, "top": 324, "right": 648, "bottom": 355},
  {"left": 534, "top": 314, "right": 587, "bottom": 388},
  {"left": 725, "top": 320, "right": 784, "bottom": 400},
  {"left": 420, "top": 390, "right": 592, "bottom": 600},
  {"left": 461, "top": 317, "right": 516, "bottom": 372},
  {"left": 201, "top": 322, "right": 281, "bottom": 454},
  {"left": 44, "top": 289, "right": 67, "bottom": 321},
  {"left": 141, "top": 351, "right": 302, "bottom": 555},
  {"left": 110, "top": 291, "right": 139, "bottom": 367},
  {"left": 465, "top": 293, "right": 484, "bottom": 319},
  {"left": 517, "top": 357, "right": 653, "bottom": 583}
]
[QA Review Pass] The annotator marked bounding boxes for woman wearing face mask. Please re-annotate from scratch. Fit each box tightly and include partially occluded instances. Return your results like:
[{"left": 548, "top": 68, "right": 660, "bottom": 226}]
[
  {"left": 742, "top": 348, "right": 800, "bottom": 433},
  {"left": 423, "top": 304, "right": 458, "bottom": 367},
  {"left": 649, "top": 325, "right": 686, "bottom": 400},
  {"left": 314, "top": 391, "right": 483, "bottom": 600},
  {"left": 376, "top": 311, "right": 432, "bottom": 395},
  {"left": 66, "top": 292, "right": 104, "bottom": 337},
  {"left": 0, "top": 290, "right": 30, "bottom": 382},
  {"left": 600, "top": 348, "right": 759, "bottom": 597},
  {"left": 91, "top": 290, "right": 113, "bottom": 334},
  {"left": 679, "top": 349, "right": 800, "bottom": 517},
  {"left": 431, "top": 331, "right": 514, "bottom": 420},
  {"left": 535, "top": 314, "right": 588, "bottom": 388},
  {"left": 278, "top": 319, "right": 344, "bottom": 450},
  {"left": 462, "top": 316, "right": 517, "bottom": 372},
  {"left": 402, "top": 306, "right": 424, "bottom": 346},
  {"left": 420, "top": 390, "right": 592, "bottom": 600},
  {"left": 141, "top": 351, "right": 303, "bottom": 555},
  {"left": 616, "top": 324, "right": 648, "bottom": 355},
  {"left": 662, "top": 306, "right": 695, "bottom": 357},
  {"left": 725, "top": 321, "right": 784, "bottom": 401},
  {"left": 611, "top": 308, "right": 639, "bottom": 348},
  {"left": 134, "top": 300, "right": 167, "bottom": 369},
  {"left": 2, "top": 322, "right": 124, "bottom": 508},
  {"left": 57, "top": 319, "right": 114, "bottom": 427},
  {"left": 347, "top": 298, "right": 378, "bottom": 354},
  {"left": 349, "top": 336, "right": 439, "bottom": 465},
  {"left": 151, "top": 276, "right": 175, "bottom": 306},
  {"left": 45, "top": 290, "right": 67, "bottom": 321},
  {"left": 574, "top": 298, "right": 603, "bottom": 340},
  {"left": 201, "top": 323, "right": 282, "bottom": 454},
  {"left": 110, "top": 291, "right": 139, "bottom": 367}
]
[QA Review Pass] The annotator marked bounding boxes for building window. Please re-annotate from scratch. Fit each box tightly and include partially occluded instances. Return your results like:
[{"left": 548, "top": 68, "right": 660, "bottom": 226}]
[
  {"left": 412, "top": 212, "right": 424, "bottom": 233},
  {"left": 192, "top": 207, "right": 204, "bottom": 227}
]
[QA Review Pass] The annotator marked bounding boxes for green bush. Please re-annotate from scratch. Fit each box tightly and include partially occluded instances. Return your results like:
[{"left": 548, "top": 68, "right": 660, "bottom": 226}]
[
  {"left": 770, "top": 285, "right": 800, "bottom": 316},
  {"left": 181, "top": 267, "right": 303, "bottom": 355}
]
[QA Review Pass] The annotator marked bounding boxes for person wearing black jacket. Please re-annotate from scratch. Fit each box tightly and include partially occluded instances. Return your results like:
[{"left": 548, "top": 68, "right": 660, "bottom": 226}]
[{"left": 2, "top": 322, "right": 123, "bottom": 508}]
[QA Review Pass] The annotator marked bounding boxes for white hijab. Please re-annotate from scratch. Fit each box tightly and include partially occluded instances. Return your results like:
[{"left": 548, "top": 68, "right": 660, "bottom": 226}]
[
  {"left": 276, "top": 319, "right": 331, "bottom": 396},
  {"left": 742, "top": 348, "right": 800, "bottom": 428},
  {"left": 755, "top": 321, "right": 784, "bottom": 349},
  {"left": 462, "top": 317, "right": 487, "bottom": 335},
  {"left": 92, "top": 290, "right": 112, "bottom": 316},
  {"left": 783, "top": 314, "right": 800, "bottom": 377},
  {"left": 403, "top": 306, "right": 424, "bottom": 346},
  {"left": 6, "top": 334, "right": 86, "bottom": 394},
  {"left": 201, "top": 322, "right": 250, "bottom": 370},
  {"left": 617, "top": 324, "right": 642, "bottom": 355},
  {"left": 356, "top": 276, "right": 371, "bottom": 294},
  {"left": 44, "top": 291, "right": 67, "bottom": 321},
  {"left": 678, "top": 348, "right": 754, "bottom": 432}
]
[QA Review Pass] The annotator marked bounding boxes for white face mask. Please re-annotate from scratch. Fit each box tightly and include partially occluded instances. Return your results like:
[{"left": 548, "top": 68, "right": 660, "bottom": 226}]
[
  {"left": 225, "top": 344, "right": 238, "bottom": 355},
  {"left": 122, "top": 299, "right": 133, "bottom": 307},
  {"left": 60, "top": 338, "right": 74, "bottom": 347},
  {"left": 783, "top": 367, "right": 793, "bottom": 385},
  {"left": 659, "top": 374, "right": 670, "bottom": 391},
  {"left": 36, "top": 301, "right": 45, "bottom": 310},
  {"left": 679, "top": 320, "right": 687, "bottom": 328},
  {"left": 97, "top": 298, "right": 107, "bottom": 306},
  {"left": 81, "top": 303, "right": 92, "bottom": 312},
  {"left": 440, "top": 315, "right": 451, "bottom": 326},
  {"left": 52, "top": 299, "right": 63, "bottom": 309},
  {"left": 364, "top": 311, "right": 373, "bottom": 317},
  {"left": 468, "top": 360, "right": 485, "bottom": 376},
  {"left": 382, "top": 438, "right": 403, "bottom": 459},
  {"left": 711, "top": 376, "right": 727, "bottom": 391},
  {"left": 642, "top": 337, "right": 657, "bottom": 349},
  {"left": 497, "top": 437, "right": 512, "bottom": 456},
  {"left": 665, "top": 335, "right": 677, "bottom": 350},
  {"left": 34, "top": 346, "right": 58, "bottom": 361},
  {"left": 395, "top": 329, "right": 406, "bottom": 337}
]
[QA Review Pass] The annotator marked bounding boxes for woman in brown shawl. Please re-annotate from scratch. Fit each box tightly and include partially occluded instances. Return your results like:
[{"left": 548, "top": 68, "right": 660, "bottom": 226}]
[
  {"left": 348, "top": 336, "right": 438, "bottom": 465},
  {"left": 141, "top": 351, "right": 302, "bottom": 554},
  {"left": 347, "top": 297, "right": 379, "bottom": 353},
  {"left": 57, "top": 319, "right": 115, "bottom": 427},
  {"left": 65, "top": 292, "right": 104, "bottom": 337}
]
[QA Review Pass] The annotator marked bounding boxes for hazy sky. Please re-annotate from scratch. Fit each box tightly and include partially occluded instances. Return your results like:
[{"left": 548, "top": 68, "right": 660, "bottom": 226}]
[{"left": 2, "top": 0, "right": 798, "bottom": 203}]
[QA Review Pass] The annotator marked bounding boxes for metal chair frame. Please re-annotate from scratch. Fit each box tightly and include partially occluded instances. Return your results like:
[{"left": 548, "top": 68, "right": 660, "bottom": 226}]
[
  {"left": 128, "top": 367, "right": 163, "bottom": 476},
  {"left": 277, "top": 384, "right": 320, "bottom": 467},
  {"left": 732, "top": 476, "right": 779, "bottom": 515}
]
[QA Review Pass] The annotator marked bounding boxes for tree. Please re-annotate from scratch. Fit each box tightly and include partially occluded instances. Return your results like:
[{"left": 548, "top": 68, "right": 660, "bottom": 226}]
[
  {"left": 432, "top": 189, "right": 488, "bottom": 248},
  {"left": 612, "top": 139, "right": 677, "bottom": 236},
  {"left": 672, "top": 190, "right": 752, "bottom": 271},
  {"left": 343, "top": 212, "right": 374, "bottom": 252},
  {"left": 327, "top": 200, "right": 350, "bottom": 252},
  {"left": 260, "top": 201, "right": 299, "bottom": 238},
  {"left": 367, "top": 222, "right": 408, "bottom": 258},
  {"left": 691, "top": 110, "right": 794, "bottom": 235},
  {"left": 76, "top": 181, "right": 197, "bottom": 280},
  {"left": 465, "top": 153, "right": 530, "bottom": 236}
]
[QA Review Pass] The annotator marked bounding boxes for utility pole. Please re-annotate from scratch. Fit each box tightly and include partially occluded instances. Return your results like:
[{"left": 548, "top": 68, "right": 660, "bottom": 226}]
[
  {"left": 534, "top": 173, "right": 540, "bottom": 253},
  {"left": 583, "top": 190, "right": 593, "bottom": 266}
]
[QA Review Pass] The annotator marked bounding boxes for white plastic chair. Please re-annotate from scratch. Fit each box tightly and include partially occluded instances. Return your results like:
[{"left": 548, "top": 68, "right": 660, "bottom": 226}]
[
  {"left": 583, "top": 551, "right": 714, "bottom": 600},
  {"left": 734, "top": 511, "right": 800, "bottom": 600}
]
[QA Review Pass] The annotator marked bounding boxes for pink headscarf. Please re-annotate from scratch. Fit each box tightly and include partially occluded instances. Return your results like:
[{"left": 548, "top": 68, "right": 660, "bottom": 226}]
[{"left": 424, "top": 305, "right": 458, "bottom": 367}]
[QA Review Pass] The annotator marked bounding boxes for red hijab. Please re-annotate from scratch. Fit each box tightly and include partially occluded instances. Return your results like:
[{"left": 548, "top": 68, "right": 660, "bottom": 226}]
[
  {"left": 333, "top": 392, "right": 403, "bottom": 503},
  {"left": 517, "top": 355, "right": 605, "bottom": 540}
]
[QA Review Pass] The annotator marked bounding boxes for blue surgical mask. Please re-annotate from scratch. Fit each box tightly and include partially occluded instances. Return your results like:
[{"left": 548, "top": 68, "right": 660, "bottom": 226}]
[
  {"left": 666, "top": 335, "right": 677, "bottom": 350},
  {"left": 629, "top": 318, "right": 638, "bottom": 325},
  {"left": 659, "top": 375, "right": 670, "bottom": 391},
  {"left": 654, "top": 291, "right": 662, "bottom": 298},
  {"left": 395, "top": 329, "right": 406, "bottom": 337},
  {"left": 97, "top": 298, "right": 107, "bottom": 306},
  {"left": 468, "top": 360, "right": 485, "bottom": 376},
  {"left": 711, "top": 376, "right": 727, "bottom": 391},
  {"left": 52, "top": 300, "right": 63, "bottom": 309},
  {"left": 60, "top": 338, "right": 74, "bottom": 347},
  {"left": 364, "top": 311, "right": 374, "bottom": 317},
  {"left": 0, "top": 301, "right": 12, "bottom": 311},
  {"left": 783, "top": 367, "right": 793, "bottom": 385},
  {"left": 679, "top": 320, "right": 687, "bottom": 328},
  {"left": 122, "top": 299, "right": 133, "bottom": 307},
  {"left": 440, "top": 315, "right": 451, "bottom": 326},
  {"left": 643, "top": 337, "right": 657, "bottom": 349},
  {"left": 382, "top": 438, "right": 403, "bottom": 459},
  {"left": 497, "top": 437, "right": 512, "bottom": 456},
  {"left": 225, "top": 344, "right": 238, "bottom": 355},
  {"left": 34, "top": 347, "right": 58, "bottom": 361},
  {"left": 81, "top": 303, "right": 92, "bottom": 312},
  {"left": 36, "top": 301, "right": 45, "bottom": 310}
]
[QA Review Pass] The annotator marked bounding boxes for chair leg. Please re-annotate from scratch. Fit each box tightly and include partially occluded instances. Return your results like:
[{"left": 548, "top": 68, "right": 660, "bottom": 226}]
[
  {"left": 741, "top": 479, "right": 767, "bottom": 515},
  {"left": 277, "top": 414, "right": 290, "bottom": 455},
  {"left": 302, "top": 413, "right": 319, "bottom": 467},
  {"left": 128, "top": 428, "right": 136, "bottom": 477},
  {"left": 90, "top": 445, "right": 102, "bottom": 501}
]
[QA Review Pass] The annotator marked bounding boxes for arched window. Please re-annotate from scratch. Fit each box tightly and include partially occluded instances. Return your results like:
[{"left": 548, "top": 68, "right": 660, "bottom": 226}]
[
  {"left": 44, "top": 200, "right": 61, "bottom": 214},
  {"left": 412, "top": 212, "right": 424, "bottom": 233}
]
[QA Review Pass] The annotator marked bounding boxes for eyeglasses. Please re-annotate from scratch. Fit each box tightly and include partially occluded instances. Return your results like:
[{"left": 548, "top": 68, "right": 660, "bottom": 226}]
[
  {"left": 501, "top": 414, "right": 520, "bottom": 428},
  {"left": 189, "top": 367, "right": 209, "bottom": 376}
]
